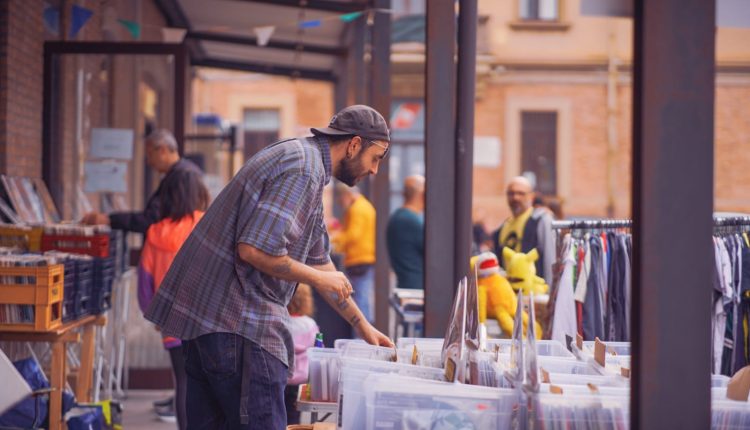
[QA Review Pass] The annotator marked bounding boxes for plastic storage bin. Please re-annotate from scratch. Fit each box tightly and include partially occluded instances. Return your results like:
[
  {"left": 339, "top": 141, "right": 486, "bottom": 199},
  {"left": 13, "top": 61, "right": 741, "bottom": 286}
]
[
  {"left": 488, "top": 339, "right": 575, "bottom": 358},
  {"left": 588, "top": 355, "right": 631, "bottom": 376},
  {"left": 307, "top": 348, "right": 341, "bottom": 402},
  {"left": 539, "top": 372, "right": 629, "bottom": 388},
  {"left": 333, "top": 339, "right": 366, "bottom": 350},
  {"left": 0, "top": 264, "right": 64, "bottom": 332},
  {"left": 531, "top": 392, "right": 629, "bottom": 429},
  {"left": 573, "top": 340, "right": 631, "bottom": 360},
  {"left": 364, "top": 374, "right": 519, "bottom": 430},
  {"left": 91, "top": 257, "right": 115, "bottom": 314},
  {"left": 342, "top": 342, "right": 414, "bottom": 363},
  {"left": 712, "top": 399, "right": 750, "bottom": 429},
  {"left": 713, "top": 374, "right": 731, "bottom": 388},
  {"left": 396, "top": 337, "right": 444, "bottom": 351},
  {"left": 539, "top": 383, "right": 629, "bottom": 397},
  {"left": 338, "top": 356, "right": 446, "bottom": 430}
]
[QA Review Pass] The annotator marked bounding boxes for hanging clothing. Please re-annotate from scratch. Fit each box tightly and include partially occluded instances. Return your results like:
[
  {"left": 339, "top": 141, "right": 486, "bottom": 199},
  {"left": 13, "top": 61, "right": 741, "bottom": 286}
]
[
  {"left": 551, "top": 234, "right": 578, "bottom": 345},
  {"left": 582, "top": 236, "right": 605, "bottom": 340}
]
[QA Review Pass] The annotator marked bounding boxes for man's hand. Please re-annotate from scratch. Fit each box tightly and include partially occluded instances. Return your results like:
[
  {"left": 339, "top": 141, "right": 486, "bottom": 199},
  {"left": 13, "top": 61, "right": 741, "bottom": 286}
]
[
  {"left": 312, "top": 270, "right": 353, "bottom": 302},
  {"left": 81, "top": 212, "right": 110, "bottom": 226},
  {"left": 354, "top": 321, "right": 394, "bottom": 348}
]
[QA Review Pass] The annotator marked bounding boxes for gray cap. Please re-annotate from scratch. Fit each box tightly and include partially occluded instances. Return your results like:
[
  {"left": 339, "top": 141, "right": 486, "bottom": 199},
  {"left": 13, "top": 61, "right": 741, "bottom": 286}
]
[{"left": 311, "top": 105, "right": 390, "bottom": 142}]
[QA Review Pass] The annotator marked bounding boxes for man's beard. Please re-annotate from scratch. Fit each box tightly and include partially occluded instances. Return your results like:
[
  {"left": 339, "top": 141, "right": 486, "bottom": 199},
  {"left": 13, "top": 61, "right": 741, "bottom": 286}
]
[{"left": 336, "top": 153, "right": 366, "bottom": 186}]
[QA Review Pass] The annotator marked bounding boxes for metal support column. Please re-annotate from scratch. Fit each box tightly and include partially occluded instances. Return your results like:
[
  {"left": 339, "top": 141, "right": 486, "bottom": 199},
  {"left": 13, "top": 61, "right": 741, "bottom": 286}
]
[
  {"left": 424, "top": 0, "right": 456, "bottom": 337},
  {"left": 370, "top": 0, "right": 392, "bottom": 333},
  {"left": 351, "top": 14, "right": 367, "bottom": 105},
  {"left": 454, "top": 0, "right": 477, "bottom": 286},
  {"left": 174, "top": 44, "right": 188, "bottom": 154},
  {"left": 631, "top": 0, "right": 715, "bottom": 428}
]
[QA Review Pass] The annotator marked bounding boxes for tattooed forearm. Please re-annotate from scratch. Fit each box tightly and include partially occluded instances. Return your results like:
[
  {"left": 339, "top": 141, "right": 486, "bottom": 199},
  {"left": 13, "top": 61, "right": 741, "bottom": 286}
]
[
  {"left": 349, "top": 315, "right": 361, "bottom": 327},
  {"left": 272, "top": 259, "right": 292, "bottom": 275},
  {"left": 337, "top": 299, "right": 350, "bottom": 311}
]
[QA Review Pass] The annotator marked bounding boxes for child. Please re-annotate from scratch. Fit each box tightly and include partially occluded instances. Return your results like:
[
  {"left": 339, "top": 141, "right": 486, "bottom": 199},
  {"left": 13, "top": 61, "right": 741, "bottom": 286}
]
[
  {"left": 285, "top": 283, "right": 319, "bottom": 425},
  {"left": 137, "top": 170, "right": 208, "bottom": 429}
]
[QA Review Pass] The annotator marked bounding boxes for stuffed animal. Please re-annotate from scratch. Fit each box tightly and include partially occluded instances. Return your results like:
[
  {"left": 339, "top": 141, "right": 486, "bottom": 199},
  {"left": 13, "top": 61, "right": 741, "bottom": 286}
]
[
  {"left": 472, "top": 252, "right": 541, "bottom": 339},
  {"left": 502, "top": 247, "right": 549, "bottom": 296}
]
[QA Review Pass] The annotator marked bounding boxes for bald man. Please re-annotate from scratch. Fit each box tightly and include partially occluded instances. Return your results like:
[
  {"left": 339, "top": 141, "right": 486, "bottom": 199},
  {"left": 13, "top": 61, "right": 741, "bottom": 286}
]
[
  {"left": 491, "top": 176, "right": 555, "bottom": 285},
  {"left": 386, "top": 175, "right": 425, "bottom": 290}
]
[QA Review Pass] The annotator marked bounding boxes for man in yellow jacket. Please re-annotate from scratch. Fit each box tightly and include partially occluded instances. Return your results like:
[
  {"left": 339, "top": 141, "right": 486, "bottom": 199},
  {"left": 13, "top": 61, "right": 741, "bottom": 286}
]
[{"left": 332, "top": 183, "right": 376, "bottom": 324}]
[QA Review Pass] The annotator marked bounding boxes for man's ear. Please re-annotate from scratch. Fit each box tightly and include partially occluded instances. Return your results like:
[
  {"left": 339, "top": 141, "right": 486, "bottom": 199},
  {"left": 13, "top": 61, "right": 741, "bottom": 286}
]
[{"left": 347, "top": 136, "right": 362, "bottom": 158}]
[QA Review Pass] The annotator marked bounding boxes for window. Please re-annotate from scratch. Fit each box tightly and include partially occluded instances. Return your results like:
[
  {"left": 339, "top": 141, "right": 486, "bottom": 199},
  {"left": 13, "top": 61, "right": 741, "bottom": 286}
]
[
  {"left": 243, "top": 108, "right": 280, "bottom": 160},
  {"left": 520, "top": 0, "right": 559, "bottom": 21},
  {"left": 521, "top": 111, "right": 557, "bottom": 196},
  {"left": 391, "top": 0, "right": 426, "bottom": 17}
]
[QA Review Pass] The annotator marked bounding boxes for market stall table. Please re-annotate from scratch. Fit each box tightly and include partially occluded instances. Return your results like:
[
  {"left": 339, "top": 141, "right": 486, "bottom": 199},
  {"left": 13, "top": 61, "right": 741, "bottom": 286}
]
[{"left": 0, "top": 314, "right": 106, "bottom": 430}]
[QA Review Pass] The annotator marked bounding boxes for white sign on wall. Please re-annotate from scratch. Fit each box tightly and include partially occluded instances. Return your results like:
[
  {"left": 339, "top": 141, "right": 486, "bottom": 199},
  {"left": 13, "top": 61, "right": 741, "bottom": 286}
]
[
  {"left": 84, "top": 161, "right": 128, "bottom": 193},
  {"left": 90, "top": 128, "right": 134, "bottom": 160},
  {"left": 473, "top": 136, "right": 501, "bottom": 167}
]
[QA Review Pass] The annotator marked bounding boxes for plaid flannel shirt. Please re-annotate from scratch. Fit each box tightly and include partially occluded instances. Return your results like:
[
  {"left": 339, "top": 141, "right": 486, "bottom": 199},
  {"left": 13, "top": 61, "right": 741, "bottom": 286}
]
[{"left": 145, "top": 136, "right": 332, "bottom": 370}]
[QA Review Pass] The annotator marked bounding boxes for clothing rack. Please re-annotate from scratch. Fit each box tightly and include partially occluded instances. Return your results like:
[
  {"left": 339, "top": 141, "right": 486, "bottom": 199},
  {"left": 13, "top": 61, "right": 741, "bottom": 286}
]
[
  {"left": 713, "top": 215, "right": 750, "bottom": 227},
  {"left": 551, "top": 219, "right": 633, "bottom": 230},
  {"left": 552, "top": 216, "right": 750, "bottom": 231}
]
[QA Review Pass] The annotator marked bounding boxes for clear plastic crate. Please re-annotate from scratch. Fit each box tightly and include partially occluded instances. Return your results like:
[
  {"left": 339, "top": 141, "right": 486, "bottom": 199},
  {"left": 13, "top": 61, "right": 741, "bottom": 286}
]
[
  {"left": 307, "top": 347, "right": 341, "bottom": 402},
  {"left": 342, "top": 342, "right": 416, "bottom": 363},
  {"left": 531, "top": 392, "right": 629, "bottom": 429},
  {"left": 713, "top": 374, "right": 731, "bottom": 388},
  {"left": 338, "top": 357, "right": 447, "bottom": 429},
  {"left": 364, "top": 374, "right": 519, "bottom": 430},
  {"left": 541, "top": 372, "right": 629, "bottom": 388},
  {"left": 712, "top": 399, "right": 750, "bottom": 429},
  {"left": 573, "top": 341, "right": 631, "bottom": 360},
  {"left": 498, "top": 355, "right": 598, "bottom": 377},
  {"left": 333, "top": 338, "right": 366, "bottom": 350},
  {"left": 588, "top": 355, "right": 631, "bottom": 376},
  {"left": 396, "top": 337, "right": 444, "bottom": 351},
  {"left": 540, "top": 383, "right": 630, "bottom": 397},
  {"left": 488, "top": 339, "right": 575, "bottom": 358}
]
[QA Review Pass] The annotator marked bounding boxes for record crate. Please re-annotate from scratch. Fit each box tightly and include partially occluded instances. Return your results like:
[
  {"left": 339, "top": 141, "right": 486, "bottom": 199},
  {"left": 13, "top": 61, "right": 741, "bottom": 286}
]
[
  {"left": 91, "top": 257, "right": 115, "bottom": 314},
  {"left": 41, "top": 233, "right": 110, "bottom": 258},
  {"left": 0, "top": 264, "right": 64, "bottom": 332},
  {"left": 0, "top": 224, "right": 43, "bottom": 252}
]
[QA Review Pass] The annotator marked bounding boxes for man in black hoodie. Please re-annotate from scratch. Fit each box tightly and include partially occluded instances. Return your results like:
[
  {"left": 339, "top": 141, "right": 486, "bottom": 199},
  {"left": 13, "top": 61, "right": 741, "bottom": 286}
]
[{"left": 82, "top": 129, "right": 201, "bottom": 234}]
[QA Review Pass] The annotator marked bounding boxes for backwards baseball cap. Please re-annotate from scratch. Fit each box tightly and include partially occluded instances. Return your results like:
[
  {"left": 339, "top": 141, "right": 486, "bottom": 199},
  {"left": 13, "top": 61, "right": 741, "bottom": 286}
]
[{"left": 311, "top": 104, "right": 390, "bottom": 142}]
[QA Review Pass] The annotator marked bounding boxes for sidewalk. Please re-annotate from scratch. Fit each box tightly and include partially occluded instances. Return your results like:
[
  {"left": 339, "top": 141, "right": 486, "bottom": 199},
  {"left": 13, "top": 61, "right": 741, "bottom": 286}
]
[{"left": 121, "top": 390, "right": 176, "bottom": 430}]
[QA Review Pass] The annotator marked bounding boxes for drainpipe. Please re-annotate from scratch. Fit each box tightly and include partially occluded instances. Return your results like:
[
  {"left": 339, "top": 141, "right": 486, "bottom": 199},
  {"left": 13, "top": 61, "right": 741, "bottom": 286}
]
[{"left": 606, "top": 30, "right": 619, "bottom": 218}]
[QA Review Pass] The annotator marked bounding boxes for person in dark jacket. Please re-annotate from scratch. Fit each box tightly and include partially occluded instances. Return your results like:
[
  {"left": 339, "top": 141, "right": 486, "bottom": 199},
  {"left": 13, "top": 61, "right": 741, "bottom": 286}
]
[{"left": 82, "top": 129, "right": 201, "bottom": 234}]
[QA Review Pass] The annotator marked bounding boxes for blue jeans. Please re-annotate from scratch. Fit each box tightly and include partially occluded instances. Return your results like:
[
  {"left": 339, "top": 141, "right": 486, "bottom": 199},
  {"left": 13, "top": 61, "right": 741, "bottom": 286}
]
[
  {"left": 183, "top": 333, "right": 288, "bottom": 430},
  {"left": 347, "top": 264, "right": 375, "bottom": 325}
]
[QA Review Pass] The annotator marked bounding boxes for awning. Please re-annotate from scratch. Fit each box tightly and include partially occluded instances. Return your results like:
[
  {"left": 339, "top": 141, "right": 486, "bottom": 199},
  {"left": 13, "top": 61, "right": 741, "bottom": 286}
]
[{"left": 156, "top": 0, "right": 371, "bottom": 81}]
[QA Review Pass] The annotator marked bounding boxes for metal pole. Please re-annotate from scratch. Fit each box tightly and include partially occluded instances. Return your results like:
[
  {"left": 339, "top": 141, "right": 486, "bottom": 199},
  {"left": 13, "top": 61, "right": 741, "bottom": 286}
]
[
  {"left": 424, "top": 0, "right": 456, "bottom": 337},
  {"left": 174, "top": 44, "right": 187, "bottom": 155},
  {"left": 631, "top": 0, "right": 715, "bottom": 428},
  {"left": 455, "top": 0, "right": 477, "bottom": 285},
  {"left": 370, "top": 0, "right": 392, "bottom": 334}
]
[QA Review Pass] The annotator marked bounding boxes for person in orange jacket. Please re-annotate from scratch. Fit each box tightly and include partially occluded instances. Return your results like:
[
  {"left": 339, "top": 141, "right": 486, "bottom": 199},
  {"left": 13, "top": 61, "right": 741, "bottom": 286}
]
[{"left": 137, "top": 170, "right": 209, "bottom": 429}]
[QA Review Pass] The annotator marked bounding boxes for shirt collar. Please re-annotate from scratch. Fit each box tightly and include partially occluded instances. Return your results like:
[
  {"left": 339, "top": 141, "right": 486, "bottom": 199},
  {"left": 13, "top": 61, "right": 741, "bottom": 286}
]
[{"left": 315, "top": 136, "right": 333, "bottom": 185}]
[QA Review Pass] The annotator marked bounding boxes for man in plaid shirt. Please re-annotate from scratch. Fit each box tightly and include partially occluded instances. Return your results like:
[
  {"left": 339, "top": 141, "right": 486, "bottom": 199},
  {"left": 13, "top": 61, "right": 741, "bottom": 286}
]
[{"left": 145, "top": 105, "right": 393, "bottom": 429}]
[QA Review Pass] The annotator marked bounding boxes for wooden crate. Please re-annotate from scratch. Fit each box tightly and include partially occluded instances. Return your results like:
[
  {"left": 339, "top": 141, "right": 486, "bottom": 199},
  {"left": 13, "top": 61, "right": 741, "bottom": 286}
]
[{"left": 0, "top": 264, "right": 64, "bottom": 332}]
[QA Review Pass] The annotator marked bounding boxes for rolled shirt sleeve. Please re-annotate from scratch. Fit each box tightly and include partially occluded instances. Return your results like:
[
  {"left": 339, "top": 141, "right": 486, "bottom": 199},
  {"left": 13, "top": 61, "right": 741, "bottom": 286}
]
[{"left": 305, "top": 220, "right": 331, "bottom": 265}]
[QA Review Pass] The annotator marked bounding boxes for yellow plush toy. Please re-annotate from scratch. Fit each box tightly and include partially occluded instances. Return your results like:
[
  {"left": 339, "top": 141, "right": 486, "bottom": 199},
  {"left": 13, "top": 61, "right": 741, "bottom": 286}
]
[
  {"left": 502, "top": 247, "right": 549, "bottom": 296},
  {"left": 472, "top": 252, "right": 541, "bottom": 339}
]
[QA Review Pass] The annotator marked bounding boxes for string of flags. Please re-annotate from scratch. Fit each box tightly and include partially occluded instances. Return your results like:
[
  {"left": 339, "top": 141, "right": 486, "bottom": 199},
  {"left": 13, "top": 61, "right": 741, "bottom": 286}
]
[{"left": 42, "top": 4, "right": 389, "bottom": 46}]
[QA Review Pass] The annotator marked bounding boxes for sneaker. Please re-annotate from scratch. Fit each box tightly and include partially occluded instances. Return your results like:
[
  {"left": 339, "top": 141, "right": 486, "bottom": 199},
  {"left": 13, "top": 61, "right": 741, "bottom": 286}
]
[
  {"left": 156, "top": 410, "right": 177, "bottom": 424},
  {"left": 152, "top": 396, "right": 173, "bottom": 410}
]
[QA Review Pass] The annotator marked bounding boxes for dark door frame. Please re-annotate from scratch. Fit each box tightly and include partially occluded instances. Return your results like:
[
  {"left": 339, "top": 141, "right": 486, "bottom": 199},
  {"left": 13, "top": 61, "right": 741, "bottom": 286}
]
[{"left": 42, "top": 41, "right": 188, "bottom": 212}]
